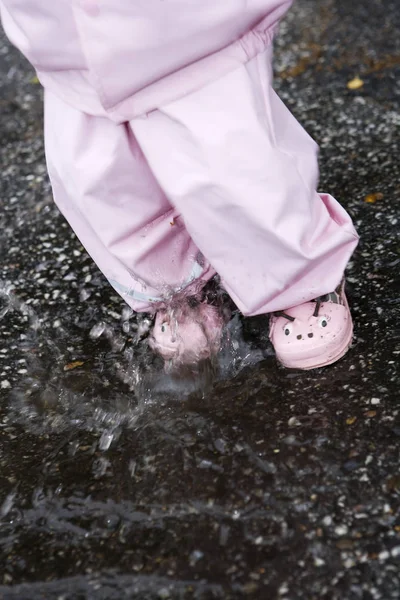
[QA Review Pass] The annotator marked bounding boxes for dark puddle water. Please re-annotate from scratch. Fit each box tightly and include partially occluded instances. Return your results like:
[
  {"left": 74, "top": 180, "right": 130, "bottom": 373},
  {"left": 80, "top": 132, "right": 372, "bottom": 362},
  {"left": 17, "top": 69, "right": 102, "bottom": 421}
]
[{"left": 0, "top": 277, "right": 399, "bottom": 600}]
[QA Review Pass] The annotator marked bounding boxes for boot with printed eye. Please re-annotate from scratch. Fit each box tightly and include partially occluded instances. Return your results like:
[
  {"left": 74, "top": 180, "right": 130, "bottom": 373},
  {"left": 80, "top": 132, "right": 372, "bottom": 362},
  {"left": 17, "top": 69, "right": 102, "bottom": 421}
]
[
  {"left": 149, "top": 303, "right": 224, "bottom": 368},
  {"left": 269, "top": 280, "right": 353, "bottom": 370}
]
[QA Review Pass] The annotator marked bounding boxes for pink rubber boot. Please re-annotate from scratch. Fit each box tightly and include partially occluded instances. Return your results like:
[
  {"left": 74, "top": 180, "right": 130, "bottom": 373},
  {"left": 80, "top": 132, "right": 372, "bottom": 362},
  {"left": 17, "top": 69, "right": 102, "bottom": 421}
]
[
  {"left": 149, "top": 303, "right": 224, "bottom": 368},
  {"left": 269, "top": 281, "right": 353, "bottom": 370}
]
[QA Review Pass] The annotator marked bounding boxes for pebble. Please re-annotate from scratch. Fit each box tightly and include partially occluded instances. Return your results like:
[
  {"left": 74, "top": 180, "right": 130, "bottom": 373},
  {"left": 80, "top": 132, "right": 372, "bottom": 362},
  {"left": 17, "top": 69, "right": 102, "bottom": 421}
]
[{"left": 335, "top": 525, "right": 349, "bottom": 536}]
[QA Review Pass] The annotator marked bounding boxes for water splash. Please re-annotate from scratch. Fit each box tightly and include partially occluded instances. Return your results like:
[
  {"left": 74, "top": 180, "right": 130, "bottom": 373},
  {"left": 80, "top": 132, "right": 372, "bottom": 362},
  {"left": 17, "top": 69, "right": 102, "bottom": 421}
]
[
  {"left": 1, "top": 279, "right": 270, "bottom": 446},
  {"left": 0, "top": 282, "right": 41, "bottom": 331}
]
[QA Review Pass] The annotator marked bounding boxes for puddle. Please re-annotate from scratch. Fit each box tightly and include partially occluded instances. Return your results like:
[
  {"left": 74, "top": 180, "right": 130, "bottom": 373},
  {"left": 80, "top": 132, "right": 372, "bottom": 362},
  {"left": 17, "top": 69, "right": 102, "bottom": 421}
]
[
  {"left": 0, "top": 280, "right": 271, "bottom": 440},
  {"left": 0, "top": 283, "right": 280, "bottom": 599}
]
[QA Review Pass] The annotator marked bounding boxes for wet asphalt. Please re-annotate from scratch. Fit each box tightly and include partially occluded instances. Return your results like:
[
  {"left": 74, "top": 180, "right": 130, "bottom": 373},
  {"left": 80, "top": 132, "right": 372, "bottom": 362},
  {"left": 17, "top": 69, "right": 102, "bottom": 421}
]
[{"left": 0, "top": 0, "right": 399, "bottom": 598}]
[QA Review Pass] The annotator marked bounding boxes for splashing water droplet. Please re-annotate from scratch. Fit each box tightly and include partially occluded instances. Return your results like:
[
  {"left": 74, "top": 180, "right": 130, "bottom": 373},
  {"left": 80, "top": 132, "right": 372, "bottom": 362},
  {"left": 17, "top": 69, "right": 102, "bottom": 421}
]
[
  {"left": 90, "top": 322, "right": 106, "bottom": 339},
  {"left": 99, "top": 430, "right": 114, "bottom": 451},
  {"left": 0, "top": 305, "right": 10, "bottom": 320},
  {"left": 189, "top": 550, "right": 204, "bottom": 566},
  {"left": 122, "top": 306, "right": 133, "bottom": 321},
  {"left": 80, "top": 288, "right": 91, "bottom": 301},
  {"left": 136, "top": 318, "right": 152, "bottom": 341},
  {"left": 1, "top": 491, "right": 17, "bottom": 517}
]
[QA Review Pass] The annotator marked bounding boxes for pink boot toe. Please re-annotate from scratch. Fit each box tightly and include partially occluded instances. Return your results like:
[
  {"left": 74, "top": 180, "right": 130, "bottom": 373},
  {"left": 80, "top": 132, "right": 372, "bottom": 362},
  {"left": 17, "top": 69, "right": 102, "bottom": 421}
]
[
  {"left": 149, "top": 303, "right": 224, "bottom": 368},
  {"left": 269, "top": 283, "right": 353, "bottom": 370}
]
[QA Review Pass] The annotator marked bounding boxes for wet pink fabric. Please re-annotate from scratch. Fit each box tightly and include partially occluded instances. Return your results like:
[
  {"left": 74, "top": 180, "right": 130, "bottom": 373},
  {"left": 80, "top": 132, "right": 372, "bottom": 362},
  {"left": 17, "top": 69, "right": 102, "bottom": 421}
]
[{"left": 1, "top": 0, "right": 359, "bottom": 315}]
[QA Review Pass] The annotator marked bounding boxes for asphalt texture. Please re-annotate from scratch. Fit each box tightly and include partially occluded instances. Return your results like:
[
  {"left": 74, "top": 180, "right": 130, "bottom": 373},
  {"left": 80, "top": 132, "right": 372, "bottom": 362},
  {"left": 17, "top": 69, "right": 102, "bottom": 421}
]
[{"left": 0, "top": 0, "right": 399, "bottom": 598}]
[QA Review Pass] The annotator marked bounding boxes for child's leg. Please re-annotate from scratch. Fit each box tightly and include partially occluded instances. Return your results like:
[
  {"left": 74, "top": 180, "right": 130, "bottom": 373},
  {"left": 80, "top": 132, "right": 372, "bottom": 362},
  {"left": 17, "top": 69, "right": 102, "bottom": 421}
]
[
  {"left": 131, "top": 47, "right": 359, "bottom": 317},
  {"left": 44, "top": 90, "right": 215, "bottom": 313}
]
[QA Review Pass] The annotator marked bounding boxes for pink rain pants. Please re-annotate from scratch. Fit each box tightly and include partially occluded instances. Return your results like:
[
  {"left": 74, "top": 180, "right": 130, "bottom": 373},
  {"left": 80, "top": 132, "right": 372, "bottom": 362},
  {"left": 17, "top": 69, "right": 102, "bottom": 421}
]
[{"left": 1, "top": 0, "right": 358, "bottom": 315}]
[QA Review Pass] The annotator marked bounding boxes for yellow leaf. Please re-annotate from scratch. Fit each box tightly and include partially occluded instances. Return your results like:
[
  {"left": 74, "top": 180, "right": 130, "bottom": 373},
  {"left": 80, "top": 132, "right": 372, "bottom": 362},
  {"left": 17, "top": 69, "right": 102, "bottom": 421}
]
[
  {"left": 346, "top": 416, "right": 357, "bottom": 425},
  {"left": 30, "top": 75, "right": 40, "bottom": 85},
  {"left": 347, "top": 76, "right": 364, "bottom": 90},
  {"left": 63, "top": 361, "right": 85, "bottom": 371},
  {"left": 364, "top": 410, "right": 377, "bottom": 418},
  {"left": 364, "top": 192, "right": 384, "bottom": 204}
]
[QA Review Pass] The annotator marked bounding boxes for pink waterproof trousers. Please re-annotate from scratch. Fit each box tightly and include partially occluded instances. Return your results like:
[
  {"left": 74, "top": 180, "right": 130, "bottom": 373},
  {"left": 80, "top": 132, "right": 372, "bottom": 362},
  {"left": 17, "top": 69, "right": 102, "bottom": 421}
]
[{"left": 1, "top": 0, "right": 358, "bottom": 315}]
